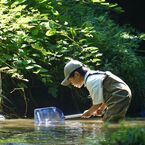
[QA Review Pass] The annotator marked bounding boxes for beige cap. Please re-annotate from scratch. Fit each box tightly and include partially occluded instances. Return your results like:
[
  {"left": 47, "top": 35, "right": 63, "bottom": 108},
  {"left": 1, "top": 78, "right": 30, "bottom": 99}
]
[{"left": 61, "top": 60, "right": 83, "bottom": 86}]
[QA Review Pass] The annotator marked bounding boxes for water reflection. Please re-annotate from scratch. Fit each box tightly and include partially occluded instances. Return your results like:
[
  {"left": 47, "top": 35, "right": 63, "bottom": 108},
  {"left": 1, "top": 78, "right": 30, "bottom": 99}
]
[
  {"left": 0, "top": 119, "right": 105, "bottom": 145},
  {"left": 33, "top": 121, "right": 105, "bottom": 145},
  {"left": 1, "top": 119, "right": 145, "bottom": 145}
]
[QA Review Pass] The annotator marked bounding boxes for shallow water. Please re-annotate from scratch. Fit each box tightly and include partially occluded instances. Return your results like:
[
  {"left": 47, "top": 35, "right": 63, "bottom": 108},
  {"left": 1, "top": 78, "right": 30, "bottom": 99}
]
[{"left": 0, "top": 118, "right": 145, "bottom": 145}]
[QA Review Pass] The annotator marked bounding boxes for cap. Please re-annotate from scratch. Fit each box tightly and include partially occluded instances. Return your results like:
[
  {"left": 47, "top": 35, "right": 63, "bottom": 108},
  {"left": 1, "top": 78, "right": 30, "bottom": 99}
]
[{"left": 61, "top": 60, "right": 83, "bottom": 86}]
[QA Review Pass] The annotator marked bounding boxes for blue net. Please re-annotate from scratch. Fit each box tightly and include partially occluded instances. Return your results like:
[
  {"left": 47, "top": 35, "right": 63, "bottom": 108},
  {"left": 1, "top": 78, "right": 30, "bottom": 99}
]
[{"left": 34, "top": 107, "right": 65, "bottom": 126}]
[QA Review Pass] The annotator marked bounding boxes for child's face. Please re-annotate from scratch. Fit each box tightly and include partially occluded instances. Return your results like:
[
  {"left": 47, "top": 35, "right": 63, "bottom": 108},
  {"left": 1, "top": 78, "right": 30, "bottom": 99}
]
[{"left": 68, "top": 71, "right": 84, "bottom": 88}]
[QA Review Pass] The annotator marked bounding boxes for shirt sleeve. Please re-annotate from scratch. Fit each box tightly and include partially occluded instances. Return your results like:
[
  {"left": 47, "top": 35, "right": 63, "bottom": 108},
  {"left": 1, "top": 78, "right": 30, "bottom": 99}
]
[
  {"left": 86, "top": 75, "right": 104, "bottom": 105},
  {"left": 91, "top": 80, "right": 104, "bottom": 105}
]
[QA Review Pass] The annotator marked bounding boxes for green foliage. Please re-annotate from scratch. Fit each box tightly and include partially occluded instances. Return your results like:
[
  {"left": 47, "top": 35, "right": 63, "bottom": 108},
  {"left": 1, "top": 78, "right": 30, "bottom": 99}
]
[
  {"left": 0, "top": 0, "right": 145, "bottom": 116},
  {"left": 0, "top": 0, "right": 105, "bottom": 96},
  {"left": 101, "top": 127, "right": 145, "bottom": 145}
]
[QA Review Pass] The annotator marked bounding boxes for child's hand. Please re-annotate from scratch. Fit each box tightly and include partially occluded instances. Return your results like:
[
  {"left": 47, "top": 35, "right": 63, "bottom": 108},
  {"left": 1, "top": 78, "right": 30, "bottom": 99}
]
[
  {"left": 92, "top": 109, "right": 104, "bottom": 116},
  {"left": 81, "top": 110, "right": 91, "bottom": 118},
  {"left": 92, "top": 103, "right": 107, "bottom": 116}
]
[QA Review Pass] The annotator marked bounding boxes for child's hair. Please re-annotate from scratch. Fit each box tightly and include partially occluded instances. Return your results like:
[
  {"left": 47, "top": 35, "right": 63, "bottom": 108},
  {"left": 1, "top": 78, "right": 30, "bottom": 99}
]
[{"left": 69, "top": 66, "right": 89, "bottom": 78}]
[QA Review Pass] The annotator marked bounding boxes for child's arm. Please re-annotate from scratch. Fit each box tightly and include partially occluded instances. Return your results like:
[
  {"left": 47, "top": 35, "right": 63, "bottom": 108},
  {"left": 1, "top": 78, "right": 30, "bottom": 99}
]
[
  {"left": 81, "top": 103, "right": 102, "bottom": 118},
  {"left": 95, "top": 103, "right": 107, "bottom": 115}
]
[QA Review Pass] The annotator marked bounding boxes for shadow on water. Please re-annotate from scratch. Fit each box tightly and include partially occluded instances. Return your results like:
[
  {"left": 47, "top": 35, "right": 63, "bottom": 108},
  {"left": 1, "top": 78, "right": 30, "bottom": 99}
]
[{"left": 0, "top": 118, "right": 145, "bottom": 145}]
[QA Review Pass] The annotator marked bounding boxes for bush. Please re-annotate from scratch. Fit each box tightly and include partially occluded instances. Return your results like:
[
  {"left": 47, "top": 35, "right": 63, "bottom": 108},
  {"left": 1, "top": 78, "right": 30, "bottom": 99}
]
[{"left": 0, "top": 0, "right": 144, "bottom": 117}]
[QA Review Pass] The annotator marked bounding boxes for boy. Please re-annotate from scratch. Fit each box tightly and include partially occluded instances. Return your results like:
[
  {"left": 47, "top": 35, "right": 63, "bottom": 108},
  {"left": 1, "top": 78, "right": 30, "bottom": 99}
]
[{"left": 61, "top": 60, "right": 132, "bottom": 122}]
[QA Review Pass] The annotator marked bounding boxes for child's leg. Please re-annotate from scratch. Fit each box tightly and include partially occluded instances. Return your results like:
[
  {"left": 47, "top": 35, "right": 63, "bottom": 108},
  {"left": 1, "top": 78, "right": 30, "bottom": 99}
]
[{"left": 103, "top": 90, "right": 131, "bottom": 123}]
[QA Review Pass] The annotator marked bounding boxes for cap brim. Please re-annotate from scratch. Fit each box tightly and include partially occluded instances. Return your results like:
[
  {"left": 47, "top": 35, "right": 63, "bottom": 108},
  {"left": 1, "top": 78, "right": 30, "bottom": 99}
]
[{"left": 61, "top": 77, "right": 70, "bottom": 86}]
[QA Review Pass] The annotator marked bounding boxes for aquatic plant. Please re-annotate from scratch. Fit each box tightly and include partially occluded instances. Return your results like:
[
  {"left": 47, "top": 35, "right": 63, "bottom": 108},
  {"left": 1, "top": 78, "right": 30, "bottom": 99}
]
[{"left": 101, "top": 127, "right": 145, "bottom": 145}]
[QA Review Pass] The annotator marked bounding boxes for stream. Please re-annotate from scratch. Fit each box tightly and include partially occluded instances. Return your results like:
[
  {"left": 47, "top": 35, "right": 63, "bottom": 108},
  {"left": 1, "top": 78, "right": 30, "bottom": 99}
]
[{"left": 0, "top": 118, "right": 145, "bottom": 145}]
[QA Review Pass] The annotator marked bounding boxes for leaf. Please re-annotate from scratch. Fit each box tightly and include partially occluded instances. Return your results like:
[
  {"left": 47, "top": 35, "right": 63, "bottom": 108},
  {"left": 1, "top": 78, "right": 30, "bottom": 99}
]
[
  {"left": 31, "top": 43, "right": 48, "bottom": 55},
  {"left": 0, "top": 67, "right": 10, "bottom": 72},
  {"left": 140, "top": 33, "right": 145, "bottom": 40},
  {"left": 51, "top": 9, "right": 59, "bottom": 16},
  {"left": 40, "top": 22, "right": 50, "bottom": 29},
  {"left": 25, "top": 66, "right": 34, "bottom": 70},
  {"left": 46, "top": 29, "right": 56, "bottom": 36},
  {"left": 70, "top": 27, "right": 76, "bottom": 37},
  {"left": 64, "top": 21, "right": 68, "bottom": 25},
  {"left": 92, "top": 0, "right": 105, "bottom": 3},
  {"left": 31, "top": 29, "right": 39, "bottom": 36},
  {"left": 0, "top": 0, "right": 8, "bottom": 4}
]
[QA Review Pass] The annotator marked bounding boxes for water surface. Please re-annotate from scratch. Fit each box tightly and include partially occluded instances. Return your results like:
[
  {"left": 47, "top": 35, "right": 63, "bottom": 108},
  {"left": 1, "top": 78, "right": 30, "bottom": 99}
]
[{"left": 0, "top": 118, "right": 145, "bottom": 145}]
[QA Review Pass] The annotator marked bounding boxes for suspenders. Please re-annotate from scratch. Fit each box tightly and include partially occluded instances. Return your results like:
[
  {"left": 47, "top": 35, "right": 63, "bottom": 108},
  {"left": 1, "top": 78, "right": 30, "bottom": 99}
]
[{"left": 84, "top": 71, "right": 107, "bottom": 84}]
